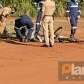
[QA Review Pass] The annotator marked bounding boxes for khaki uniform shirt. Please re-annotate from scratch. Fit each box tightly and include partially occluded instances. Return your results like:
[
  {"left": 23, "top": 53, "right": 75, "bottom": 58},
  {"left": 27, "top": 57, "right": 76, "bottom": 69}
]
[
  {"left": 0, "top": 7, "right": 11, "bottom": 16},
  {"left": 0, "top": 7, "right": 11, "bottom": 33},
  {"left": 2, "top": 7, "right": 11, "bottom": 16},
  {"left": 42, "top": 0, "right": 55, "bottom": 16}
]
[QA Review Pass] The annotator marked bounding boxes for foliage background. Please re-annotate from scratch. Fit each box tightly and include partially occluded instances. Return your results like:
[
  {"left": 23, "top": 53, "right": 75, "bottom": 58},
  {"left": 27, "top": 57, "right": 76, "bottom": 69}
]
[{"left": 0, "top": 0, "right": 84, "bottom": 17}]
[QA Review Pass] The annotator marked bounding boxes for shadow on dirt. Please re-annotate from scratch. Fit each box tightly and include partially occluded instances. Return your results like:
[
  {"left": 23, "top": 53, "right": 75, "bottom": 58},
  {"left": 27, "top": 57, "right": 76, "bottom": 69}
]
[{"left": 0, "top": 38, "right": 42, "bottom": 47}]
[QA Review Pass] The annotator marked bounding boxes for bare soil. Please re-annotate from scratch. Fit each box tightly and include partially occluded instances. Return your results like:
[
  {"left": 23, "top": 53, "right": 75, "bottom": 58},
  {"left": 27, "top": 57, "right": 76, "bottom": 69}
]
[{"left": 0, "top": 17, "right": 84, "bottom": 84}]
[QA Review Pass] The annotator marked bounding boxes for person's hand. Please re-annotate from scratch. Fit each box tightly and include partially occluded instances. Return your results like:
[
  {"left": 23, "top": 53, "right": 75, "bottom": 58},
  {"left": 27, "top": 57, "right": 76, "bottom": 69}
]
[
  {"left": 77, "top": 15, "right": 80, "bottom": 19},
  {"left": 67, "top": 17, "right": 70, "bottom": 20},
  {"left": 67, "top": 17, "right": 70, "bottom": 24},
  {"left": 77, "top": 16, "right": 80, "bottom": 23},
  {"left": 40, "top": 21, "right": 42, "bottom": 25}
]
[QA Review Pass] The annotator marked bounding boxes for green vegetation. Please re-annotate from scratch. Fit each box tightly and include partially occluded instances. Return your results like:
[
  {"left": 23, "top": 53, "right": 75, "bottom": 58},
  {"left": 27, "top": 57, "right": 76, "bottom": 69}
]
[
  {"left": 0, "top": 0, "right": 36, "bottom": 17},
  {"left": 0, "top": 0, "right": 84, "bottom": 17}
]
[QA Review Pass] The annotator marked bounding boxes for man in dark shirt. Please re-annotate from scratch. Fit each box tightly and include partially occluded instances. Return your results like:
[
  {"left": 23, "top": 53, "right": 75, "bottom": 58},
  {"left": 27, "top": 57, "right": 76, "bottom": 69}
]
[
  {"left": 33, "top": 0, "right": 44, "bottom": 39},
  {"left": 15, "top": 15, "right": 34, "bottom": 42},
  {"left": 66, "top": 0, "right": 80, "bottom": 41}
]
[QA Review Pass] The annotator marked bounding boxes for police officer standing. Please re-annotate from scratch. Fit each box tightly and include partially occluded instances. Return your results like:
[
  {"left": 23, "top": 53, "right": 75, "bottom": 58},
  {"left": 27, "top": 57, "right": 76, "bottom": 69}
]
[
  {"left": 66, "top": 0, "right": 80, "bottom": 42},
  {"left": 34, "top": 0, "right": 44, "bottom": 37},
  {"left": 42, "top": 0, "right": 55, "bottom": 47}
]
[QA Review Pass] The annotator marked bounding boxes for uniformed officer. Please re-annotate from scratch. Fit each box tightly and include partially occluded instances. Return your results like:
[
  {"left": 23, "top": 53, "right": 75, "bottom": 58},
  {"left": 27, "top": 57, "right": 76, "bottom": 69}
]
[
  {"left": 15, "top": 15, "right": 34, "bottom": 42},
  {"left": 66, "top": 0, "right": 80, "bottom": 41},
  {"left": 33, "top": 0, "right": 44, "bottom": 39},
  {"left": 42, "top": 0, "right": 55, "bottom": 47},
  {"left": 0, "top": 6, "right": 12, "bottom": 33}
]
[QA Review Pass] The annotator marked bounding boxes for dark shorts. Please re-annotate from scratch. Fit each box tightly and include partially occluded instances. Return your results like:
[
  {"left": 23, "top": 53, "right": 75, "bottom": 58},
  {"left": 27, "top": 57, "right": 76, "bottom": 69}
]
[{"left": 70, "top": 15, "right": 78, "bottom": 27}]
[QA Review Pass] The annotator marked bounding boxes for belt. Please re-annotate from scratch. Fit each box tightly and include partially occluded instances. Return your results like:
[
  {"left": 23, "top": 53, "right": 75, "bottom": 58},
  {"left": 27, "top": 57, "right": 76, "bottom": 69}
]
[{"left": 44, "top": 15, "right": 52, "bottom": 16}]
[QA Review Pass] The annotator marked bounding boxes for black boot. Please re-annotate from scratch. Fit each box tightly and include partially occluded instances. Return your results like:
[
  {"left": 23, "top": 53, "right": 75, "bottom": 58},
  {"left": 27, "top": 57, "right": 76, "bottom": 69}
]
[
  {"left": 71, "top": 29, "right": 76, "bottom": 36},
  {"left": 70, "top": 29, "right": 77, "bottom": 42}
]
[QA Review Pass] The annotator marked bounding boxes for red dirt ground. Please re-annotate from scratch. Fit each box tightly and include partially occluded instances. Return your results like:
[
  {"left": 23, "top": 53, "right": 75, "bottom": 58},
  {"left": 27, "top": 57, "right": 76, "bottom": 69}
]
[{"left": 0, "top": 17, "right": 84, "bottom": 84}]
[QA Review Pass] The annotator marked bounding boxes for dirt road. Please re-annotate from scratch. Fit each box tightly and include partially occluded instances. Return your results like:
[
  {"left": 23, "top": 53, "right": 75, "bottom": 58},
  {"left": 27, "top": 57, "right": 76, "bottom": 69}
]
[{"left": 0, "top": 17, "right": 84, "bottom": 84}]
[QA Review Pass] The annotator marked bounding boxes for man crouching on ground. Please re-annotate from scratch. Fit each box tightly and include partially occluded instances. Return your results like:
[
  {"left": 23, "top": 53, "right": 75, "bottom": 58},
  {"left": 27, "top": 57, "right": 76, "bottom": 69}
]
[{"left": 14, "top": 15, "right": 34, "bottom": 42}]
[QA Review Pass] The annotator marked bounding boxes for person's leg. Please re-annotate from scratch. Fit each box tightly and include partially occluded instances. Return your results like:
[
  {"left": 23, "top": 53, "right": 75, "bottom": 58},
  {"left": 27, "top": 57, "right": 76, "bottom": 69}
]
[
  {"left": 29, "top": 11, "right": 41, "bottom": 41},
  {"left": 42, "top": 19, "right": 49, "bottom": 46},
  {"left": 70, "top": 15, "right": 78, "bottom": 41},
  {"left": 15, "top": 28, "right": 24, "bottom": 41},
  {"left": 35, "top": 10, "right": 42, "bottom": 37},
  {"left": 30, "top": 28, "right": 35, "bottom": 40},
  {"left": 15, "top": 28, "right": 20, "bottom": 39},
  {"left": 49, "top": 17, "right": 54, "bottom": 47},
  {"left": 30, "top": 11, "right": 42, "bottom": 42},
  {"left": 26, "top": 28, "right": 34, "bottom": 41}
]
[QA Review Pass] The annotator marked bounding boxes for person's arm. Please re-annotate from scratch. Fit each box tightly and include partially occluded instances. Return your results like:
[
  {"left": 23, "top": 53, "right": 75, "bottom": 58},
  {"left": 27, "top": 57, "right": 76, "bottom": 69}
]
[
  {"left": 40, "top": 2, "right": 45, "bottom": 24},
  {"left": 66, "top": 1, "right": 71, "bottom": 25},
  {"left": 77, "top": 3, "right": 81, "bottom": 19},
  {"left": 51, "top": 1, "right": 56, "bottom": 14},
  {"left": 0, "top": 4, "right": 3, "bottom": 8},
  {"left": 66, "top": 2, "right": 70, "bottom": 17},
  {"left": 52, "top": 1, "right": 56, "bottom": 20}
]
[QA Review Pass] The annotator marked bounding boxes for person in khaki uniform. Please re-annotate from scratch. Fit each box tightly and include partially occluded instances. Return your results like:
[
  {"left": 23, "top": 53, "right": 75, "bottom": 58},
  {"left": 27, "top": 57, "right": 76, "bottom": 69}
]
[
  {"left": 42, "top": 0, "right": 55, "bottom": 47},
  {"left": 0, "top": 6, "right": 12, "bottom": 33}
]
